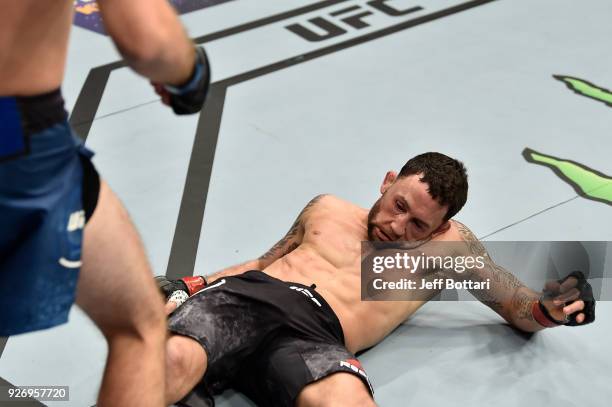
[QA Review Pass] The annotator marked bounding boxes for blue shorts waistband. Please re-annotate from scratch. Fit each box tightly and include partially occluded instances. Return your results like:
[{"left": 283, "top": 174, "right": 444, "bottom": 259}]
[
  {"left": 1, "top": 89, "right": 70, "bottom": 162},
  {"left": 12, "top": 88, "right": 68, "bottom": 134}
]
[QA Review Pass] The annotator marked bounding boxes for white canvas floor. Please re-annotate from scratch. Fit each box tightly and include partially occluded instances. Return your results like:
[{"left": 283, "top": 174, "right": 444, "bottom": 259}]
[{"left": 1, "top": 0, "right": 611, "bottom": 405}]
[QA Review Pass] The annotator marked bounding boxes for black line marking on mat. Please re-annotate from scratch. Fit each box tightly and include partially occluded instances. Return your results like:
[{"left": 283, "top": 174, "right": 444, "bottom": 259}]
[
  {"left": 65, "top": 0, "right": 499, "bottom": 281},
  {"left": 166, "top": 84, "right": 228, "bottom": 280},
  {"left": 192, "top": 0, "right": 351, "bottom": 44},
  {"left": 169, "top": 0, "right": 497, "bottom": 278},
  {"left": 330, "top": 5, "right": 362, "bottom": 16},
  {"left": 69, "top": 61, "right": 125, "bottom": 141},
  {"left": 67, "top": 0, "right": 351, "bottom": 141},
  {"left": 0, "top": 0, "right": 354, "bottom": 385},
  {"left": 0, "top": 0, "right": 355, "bottom": 383},
  {"left": 218, "top": 0, "right": 496, "bottom": 89},
  {"left": 0, "top": 337, "right": 7, "bottom": 360},
  {"left": 0, "top": 0, "right": 499, "bottom": 384}
]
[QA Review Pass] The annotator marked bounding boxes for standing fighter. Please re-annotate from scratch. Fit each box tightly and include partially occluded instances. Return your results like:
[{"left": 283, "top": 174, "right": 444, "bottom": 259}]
[{"left": 0, "top": 1, "right": 209, "bottom": 406}]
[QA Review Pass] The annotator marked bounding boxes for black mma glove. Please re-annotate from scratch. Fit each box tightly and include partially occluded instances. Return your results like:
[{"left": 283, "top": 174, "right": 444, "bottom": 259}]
[
  {"left": 154, "top": 45, "right": 211, "bottom": 115},
  {"left": 533, "top": 271, "right": 596, "bottom": 327}
]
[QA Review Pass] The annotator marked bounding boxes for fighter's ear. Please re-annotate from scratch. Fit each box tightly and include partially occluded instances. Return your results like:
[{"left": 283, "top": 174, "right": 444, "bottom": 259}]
[{"left": 380, "top": 171, "right": 397, "bottom": 194}]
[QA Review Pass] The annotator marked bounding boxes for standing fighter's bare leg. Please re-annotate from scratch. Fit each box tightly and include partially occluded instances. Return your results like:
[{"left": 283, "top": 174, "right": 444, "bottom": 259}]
[
  {"left": 165, "top": 334, "right": 208, "bottom": 404},
  {"left": 76, "top": 180, "right": 167, "bottom": 407}
]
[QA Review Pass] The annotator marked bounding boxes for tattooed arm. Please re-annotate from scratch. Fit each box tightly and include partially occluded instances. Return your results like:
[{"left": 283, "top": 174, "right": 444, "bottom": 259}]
[
  {"left": 206, "top": 195, "right": 327, "bottom": 284},
  {"left": 452, "top": 220, "right": 546, "bottom": 333}
]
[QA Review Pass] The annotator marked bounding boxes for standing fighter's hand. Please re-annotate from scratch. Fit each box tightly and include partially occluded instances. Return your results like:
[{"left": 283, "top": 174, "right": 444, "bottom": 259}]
[
  {"left": 534, "top": 271, "right": 596, "bottom": 327},
  {"left": 154, "top": 275, "right": 207, "bottom": 315},
  {"left": 151, "top": 45, "right": 211, "bottom": 115}
]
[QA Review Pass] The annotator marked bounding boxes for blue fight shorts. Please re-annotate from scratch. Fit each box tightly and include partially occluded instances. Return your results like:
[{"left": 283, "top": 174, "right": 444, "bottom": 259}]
[{"left": 0, "top": 89, "right": 100, "bottom": 336}]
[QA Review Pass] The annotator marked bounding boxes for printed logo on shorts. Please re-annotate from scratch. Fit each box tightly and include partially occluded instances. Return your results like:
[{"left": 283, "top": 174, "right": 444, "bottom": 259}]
[
  {"left": 58, "top": 210, "right": 86, "bottom": 269},
  {"left": 58, "top": 257, "right": 82, "bottom": 269},
  {"left": 67, "top": 210, "right": 85, "bottom": 232},
  {"left": 193, "top": 279, "right": 226, "bottom": 296},
  {"left": 340, "top": 359, "right": 374, "bottom": 395},
  {"left": 289, "top": 286, "right": 322, "bottom": 307}
]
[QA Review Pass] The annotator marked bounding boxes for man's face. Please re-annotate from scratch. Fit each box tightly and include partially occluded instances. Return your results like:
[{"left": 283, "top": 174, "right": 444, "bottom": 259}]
[{"left": 367, "top": 173, "right": 449, "bottom": 242}]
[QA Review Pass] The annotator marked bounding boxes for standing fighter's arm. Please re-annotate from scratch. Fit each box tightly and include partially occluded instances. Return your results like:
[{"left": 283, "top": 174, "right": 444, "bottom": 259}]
[
  {"left": 97, "top": 0, "right": 194, "bottom": 84},
  {"left": 452, "top": 221, "right": 594, "bottom": 332},
  {"left": 97, "top": 0, "right": 210, "bottom": 114},
  {"left": 205, "top": 194, "right": 328, "bottom": 284}
]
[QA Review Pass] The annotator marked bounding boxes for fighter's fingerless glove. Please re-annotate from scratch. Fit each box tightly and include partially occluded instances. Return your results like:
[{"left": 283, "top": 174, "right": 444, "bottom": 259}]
[
  {"left": 163, "top": 45, "right": 211, "bottom": 115},
  {"left": 532, "top": 271, "right": 596, "bottom": 327},
  {"left": 155, "top": 275, "right": 208, "bottom": 299},
  {"left": 531, "top": 297, "right": 565, "bottom": 328}
]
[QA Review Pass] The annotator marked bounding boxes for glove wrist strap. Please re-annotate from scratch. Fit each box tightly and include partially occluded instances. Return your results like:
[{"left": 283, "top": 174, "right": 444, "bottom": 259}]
[
  {"left": 532, "top": 297, "right": 564, "bottom": 328},
  {"left": 180, "top": 276, "right": 207, "bottom": 296}
]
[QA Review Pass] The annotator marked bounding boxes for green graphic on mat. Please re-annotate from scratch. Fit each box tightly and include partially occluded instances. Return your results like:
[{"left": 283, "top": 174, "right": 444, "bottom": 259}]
[
  {"left": 553, "top": 75, "right": 612, "bottom": 107},
  {"left": 523, "top": 148, "right": 612, "bottom": 206}
]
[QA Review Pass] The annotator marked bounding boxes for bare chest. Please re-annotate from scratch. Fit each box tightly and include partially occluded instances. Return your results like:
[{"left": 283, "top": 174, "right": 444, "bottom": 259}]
[{"left": 301, "top": 213, "right": 365, "bottom": 270}]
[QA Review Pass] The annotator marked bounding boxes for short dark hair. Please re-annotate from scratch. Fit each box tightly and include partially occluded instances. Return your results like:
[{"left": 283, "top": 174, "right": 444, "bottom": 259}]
[{"left": 398, "top": 152, "right": 468, "bottom": 221}]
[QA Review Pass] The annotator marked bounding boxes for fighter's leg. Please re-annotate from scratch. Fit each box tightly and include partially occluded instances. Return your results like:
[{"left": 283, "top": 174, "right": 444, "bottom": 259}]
[
  {"left": 76, "top": 180, "right": 167, "bottom": 407},
  {"left": 165, "top": 334, "right": 208, "bottom": 404},
  {"left": 165, "top": 272, "right": 282, "bottom": 406},
  {"left": 296, "top": 373, "right": 377, "bottom": 407},
  {"left": 237, "top": 335, "right": 375, "bottom": 407}
]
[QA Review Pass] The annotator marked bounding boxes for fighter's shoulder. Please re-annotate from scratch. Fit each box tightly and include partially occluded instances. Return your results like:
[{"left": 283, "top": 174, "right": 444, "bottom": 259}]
[
  {"left": 297, "top": 194, "right": 330, "bottom": 218},
  {"left": 433, "top": 219, "right": 476, "bottom": 242},
  {"left": 305, "top": 193, "right": 344, "bottom": 207},
  {"left": 441, "top": 220, "right": 491, "bottom": 258},
  {"left": 300, "top": 194, "right": 346, "bottom": 216},
  {"left": 313, "top": 194, "right": 359, "bottom": 209},
  {"left": 449, "top": 219, "right": 479, "bottom": 241}
]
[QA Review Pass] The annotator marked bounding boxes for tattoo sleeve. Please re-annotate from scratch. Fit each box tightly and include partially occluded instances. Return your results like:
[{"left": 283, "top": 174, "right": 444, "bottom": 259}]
[
  {"left": 453, "top": 220, "right": 523, "bottom": 317},
  {"left": 258, "top": 195, "right": 327, "bottom": 265},
  {"left": 511, "top": 290, "right": 536, "bottom": 322}
]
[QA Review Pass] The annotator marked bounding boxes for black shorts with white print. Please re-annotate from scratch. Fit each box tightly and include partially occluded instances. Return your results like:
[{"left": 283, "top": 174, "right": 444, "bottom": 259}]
[{"left": 168, "top": 270, "right": 373, "bottom": 407}]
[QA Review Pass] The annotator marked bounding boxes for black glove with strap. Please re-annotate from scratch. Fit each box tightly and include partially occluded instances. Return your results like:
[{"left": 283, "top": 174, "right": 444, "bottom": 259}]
[
  {"left": 532, "top": 271, "right": 596, "bottom": 327},
  {"left": 157, "top": 45, "right": 211, "bottom": 115}
]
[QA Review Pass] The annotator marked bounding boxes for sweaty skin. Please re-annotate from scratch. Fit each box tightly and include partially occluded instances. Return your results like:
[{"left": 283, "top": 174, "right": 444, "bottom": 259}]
[
  {"left": 262, "top": 195, "right": 441, "bottom": 353},
  {"left": 205, "top": 174, "right": 588, "bottom": 355}
]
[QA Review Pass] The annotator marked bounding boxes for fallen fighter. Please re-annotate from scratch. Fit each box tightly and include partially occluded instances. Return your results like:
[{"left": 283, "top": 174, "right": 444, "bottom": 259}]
[{"left": 157, "top": 152, "right": 595, "bottom": 407}]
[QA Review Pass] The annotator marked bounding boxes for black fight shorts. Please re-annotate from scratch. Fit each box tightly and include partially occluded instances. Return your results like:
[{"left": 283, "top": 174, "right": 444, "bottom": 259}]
[{"left": 168, "top": 271, "right": 374, "bottom": 407}]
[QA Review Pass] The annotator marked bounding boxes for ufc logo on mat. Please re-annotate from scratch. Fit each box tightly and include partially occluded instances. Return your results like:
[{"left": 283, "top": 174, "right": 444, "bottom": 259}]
[{"left": 286, "top": 0, "right": 423, "bottom": 42}]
